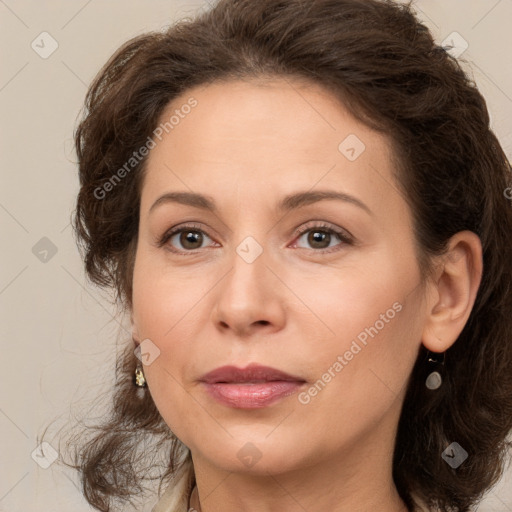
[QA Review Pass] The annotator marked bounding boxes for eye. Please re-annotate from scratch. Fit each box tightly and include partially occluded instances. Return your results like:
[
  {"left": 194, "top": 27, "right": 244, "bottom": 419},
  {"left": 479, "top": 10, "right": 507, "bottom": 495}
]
[
  {"left": 290, "top": 221, "right": 353, "bottom": 253},
  {"left": 157, "top": 221, "right": 354, "bottom": 255},
  {"left": 158, "top": 223, "right": 217, "bottom": 253}
]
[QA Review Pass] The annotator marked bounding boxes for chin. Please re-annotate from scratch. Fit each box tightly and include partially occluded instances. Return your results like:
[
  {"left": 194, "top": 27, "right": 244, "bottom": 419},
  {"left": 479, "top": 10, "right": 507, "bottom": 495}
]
[{"left": 193, "top": 433, "right": 313, "bottom": 476}]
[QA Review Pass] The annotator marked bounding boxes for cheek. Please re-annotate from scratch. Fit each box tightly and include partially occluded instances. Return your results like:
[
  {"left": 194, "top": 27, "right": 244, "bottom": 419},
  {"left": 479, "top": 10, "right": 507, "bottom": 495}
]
[
  {"left": 131, "top": 268, "right": 201, "bottom": 443},
  {"left": 334, "top": 322, "right": 420, "bottom": 430},
  {"left": 294, "top": 303, "right": 420, "bottom": 454},
  {"left": 294, "top": 259, "right": 422, "bottom": 407},
  {"left": 131, "top": 249, "right": 209, "bottom": 339},
  {"left": 293, "top": 258, "right": 410, "bottom": 343},
  {"left": 130, "top": 250, "right": 211, "bottom": 415}
]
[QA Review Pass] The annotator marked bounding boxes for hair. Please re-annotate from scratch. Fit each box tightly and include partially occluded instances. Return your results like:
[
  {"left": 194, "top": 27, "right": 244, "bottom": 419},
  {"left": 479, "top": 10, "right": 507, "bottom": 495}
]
[{"left": 65, "top": 0, "right": 512, "bottom": 510}]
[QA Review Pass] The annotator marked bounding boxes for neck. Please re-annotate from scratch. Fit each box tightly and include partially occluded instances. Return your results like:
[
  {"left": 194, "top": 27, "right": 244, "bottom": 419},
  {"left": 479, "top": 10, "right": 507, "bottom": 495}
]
[
  {"left": 187, "top": 446, "right": 409, "bottom": 512},
  {"left": 188, "top": 479, "right": 409, "bottom": 512}
]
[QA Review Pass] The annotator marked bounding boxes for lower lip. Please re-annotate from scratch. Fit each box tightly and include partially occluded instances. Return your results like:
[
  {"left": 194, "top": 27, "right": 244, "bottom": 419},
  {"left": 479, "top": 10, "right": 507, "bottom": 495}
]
[{"left": 202, "top": 381, "right": 305, "bottom": 409}]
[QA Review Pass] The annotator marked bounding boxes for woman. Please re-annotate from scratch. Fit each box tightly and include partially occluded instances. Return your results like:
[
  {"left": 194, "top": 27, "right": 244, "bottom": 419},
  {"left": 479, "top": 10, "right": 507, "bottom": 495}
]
[{"left": 66, "top": 0, "right": 512, "bottom": 510}]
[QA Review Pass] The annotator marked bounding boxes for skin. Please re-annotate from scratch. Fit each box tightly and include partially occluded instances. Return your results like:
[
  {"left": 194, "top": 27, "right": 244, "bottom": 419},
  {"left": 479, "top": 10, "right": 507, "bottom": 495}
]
[{"left": 131, "top": 77, "right": 483, "bottom": 512}]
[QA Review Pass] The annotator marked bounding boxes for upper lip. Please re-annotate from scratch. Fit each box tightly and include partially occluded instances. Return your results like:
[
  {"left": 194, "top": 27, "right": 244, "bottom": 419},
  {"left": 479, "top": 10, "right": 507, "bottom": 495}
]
[{"left": 200, "top": 363, "right": 306, "bottom": 384}]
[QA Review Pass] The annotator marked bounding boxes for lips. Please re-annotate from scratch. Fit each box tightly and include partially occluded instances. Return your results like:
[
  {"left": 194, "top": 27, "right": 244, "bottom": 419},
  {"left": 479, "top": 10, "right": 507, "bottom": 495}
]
[
  {"left": 199, "top": 363, "right": 306, "bottom": 409},
  {"left": 200, "top": 363, "right": 305, "bottom": 384}
]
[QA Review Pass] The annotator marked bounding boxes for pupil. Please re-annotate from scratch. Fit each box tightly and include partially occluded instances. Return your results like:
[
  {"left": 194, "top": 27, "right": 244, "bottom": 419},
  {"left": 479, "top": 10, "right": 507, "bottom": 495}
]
[
  {"left": 309, "top": 231, "right": 329, "bottom": 248},
  {"left": 182, "top": 231, "right": 202, "bottom": 248}
]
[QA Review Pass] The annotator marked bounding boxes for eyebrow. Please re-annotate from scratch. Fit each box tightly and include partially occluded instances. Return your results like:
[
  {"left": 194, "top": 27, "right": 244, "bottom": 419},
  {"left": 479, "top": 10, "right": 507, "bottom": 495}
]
[{"left": 149, "top": 190, "right": 372, "bottom": 216}]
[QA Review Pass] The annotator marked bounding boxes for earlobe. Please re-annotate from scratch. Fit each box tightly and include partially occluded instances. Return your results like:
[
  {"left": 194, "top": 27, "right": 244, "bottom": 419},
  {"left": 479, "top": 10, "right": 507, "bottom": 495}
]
[{"left": 422, "top": 231, "right": 483, "bottom": 353}]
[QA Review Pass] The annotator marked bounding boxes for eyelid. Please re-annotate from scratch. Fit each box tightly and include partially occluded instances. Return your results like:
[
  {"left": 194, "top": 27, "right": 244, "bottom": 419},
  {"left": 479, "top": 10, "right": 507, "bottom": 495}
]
[
  {"left": 156, "top": 222, "right": 215, "bottom": 250},
  {"left": 290, "top": 220, "right": 354, "bottom": 244}
]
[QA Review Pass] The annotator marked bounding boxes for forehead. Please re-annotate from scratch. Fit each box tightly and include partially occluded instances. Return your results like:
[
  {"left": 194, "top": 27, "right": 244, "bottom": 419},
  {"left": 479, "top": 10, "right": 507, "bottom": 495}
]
[
  {"left": 140, "top": 78, "right": 399, "bottom": 213},
  {"left": 152, "top": 77, "right": 378, "bottom": 156}
]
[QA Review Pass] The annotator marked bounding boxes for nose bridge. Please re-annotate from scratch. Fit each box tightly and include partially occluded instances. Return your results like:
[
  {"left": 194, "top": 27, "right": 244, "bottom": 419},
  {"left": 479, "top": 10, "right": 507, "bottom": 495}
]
[
  {"left": 212, "top": 230, "right": 285, "bottom": 334},
  {"left": 225, "top": 233, "right": 268, "bottom": 302},
  {"left": 235, "top": 233, "right": 266, "bottom": 267}
]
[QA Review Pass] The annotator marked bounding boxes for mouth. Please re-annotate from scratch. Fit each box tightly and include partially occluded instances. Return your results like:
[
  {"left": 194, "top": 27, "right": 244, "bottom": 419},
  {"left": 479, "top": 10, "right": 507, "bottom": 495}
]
[
  {"left": 199, "top": 363, "right": 307, "bottom": 409},
  {"left": 200, "top": 363, "right": 306, "bottom": 384}
]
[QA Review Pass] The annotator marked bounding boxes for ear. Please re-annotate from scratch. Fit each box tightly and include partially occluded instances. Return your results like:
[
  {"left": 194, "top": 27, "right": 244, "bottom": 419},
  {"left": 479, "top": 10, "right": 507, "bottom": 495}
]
[{"left": 422, "top": 230, "right": 483, "bottom": 353}]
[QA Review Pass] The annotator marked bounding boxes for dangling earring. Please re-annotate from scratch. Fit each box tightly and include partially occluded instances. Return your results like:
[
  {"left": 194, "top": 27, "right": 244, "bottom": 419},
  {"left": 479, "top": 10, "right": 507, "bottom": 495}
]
[
  {"left": 425, "top": 350, "right": 445, "bottom": 390},
  {"left": 132, "top": 334, "right": 148, "bottom": 396},
  {"left": 134, "top": 365, "right": 147, "bottom": 387},
  {"left": 134, "top": 364, "right": 147, "bottom": 398}
]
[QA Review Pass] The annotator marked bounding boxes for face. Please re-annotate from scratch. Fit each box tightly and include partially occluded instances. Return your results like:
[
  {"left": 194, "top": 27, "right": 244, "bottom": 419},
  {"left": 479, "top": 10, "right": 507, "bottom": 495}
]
[{"left": 131, "top": 78, "right": 428, "bottom": 476}]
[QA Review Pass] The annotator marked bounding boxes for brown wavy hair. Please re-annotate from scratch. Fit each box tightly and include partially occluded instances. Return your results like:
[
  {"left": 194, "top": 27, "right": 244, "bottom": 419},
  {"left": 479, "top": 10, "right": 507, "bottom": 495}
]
[{"left": 59, "top": 0, "right": 512, "bottom": 510}]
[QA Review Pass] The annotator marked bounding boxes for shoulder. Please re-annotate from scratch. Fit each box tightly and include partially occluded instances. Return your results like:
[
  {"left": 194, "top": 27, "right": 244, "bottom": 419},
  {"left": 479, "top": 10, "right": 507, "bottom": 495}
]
[
  {"left": 152, "top": 475, "right": 435, "bottom": 512},
  {"left": 153, "top": 460, "right": 194, "bottom": 512},
  {"left": 410, "top": 493, "right": 441, "bottom": 512}
]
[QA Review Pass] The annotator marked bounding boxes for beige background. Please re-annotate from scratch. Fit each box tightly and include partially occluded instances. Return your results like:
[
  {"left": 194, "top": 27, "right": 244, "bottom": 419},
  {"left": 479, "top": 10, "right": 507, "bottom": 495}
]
[{"left": 1, "top": 1, "right": 511, "bottom": 511}]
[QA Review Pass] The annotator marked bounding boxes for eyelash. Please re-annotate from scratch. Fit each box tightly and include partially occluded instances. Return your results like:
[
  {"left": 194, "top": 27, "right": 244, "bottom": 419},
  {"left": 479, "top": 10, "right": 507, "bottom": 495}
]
[{"left": 157, "top": 221, "right": 354, "bottom": 255}]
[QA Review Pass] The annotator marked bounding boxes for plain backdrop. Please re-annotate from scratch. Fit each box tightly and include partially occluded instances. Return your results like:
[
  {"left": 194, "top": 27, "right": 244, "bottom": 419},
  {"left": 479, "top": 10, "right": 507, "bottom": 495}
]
[{"left": 1, "top": 1, "right": 511, "bottom": 511}]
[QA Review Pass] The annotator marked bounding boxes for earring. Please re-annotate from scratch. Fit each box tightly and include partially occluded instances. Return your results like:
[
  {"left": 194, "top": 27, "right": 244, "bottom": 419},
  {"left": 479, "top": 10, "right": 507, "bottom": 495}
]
[
  {"left": 132, "top": 334, "right": 148, "bottom": 397},
  {"left": 425, "top": 350, "right": 445, "bottom": 390},
  {"left": 134, "top": 365, "right": 147, "bottom": 388}
]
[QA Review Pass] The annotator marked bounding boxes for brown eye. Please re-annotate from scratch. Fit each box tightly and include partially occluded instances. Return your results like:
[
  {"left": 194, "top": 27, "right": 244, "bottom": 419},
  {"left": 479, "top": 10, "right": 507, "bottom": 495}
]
[
  {"left": 176, "top": 230, "right": 204, "bottom": 250},
  {"left": 158, "top": 224, "right": 216, "bottom": 253},
  {"left": 293, "top": 222, "right": 352, "bottom": 253},
  {"left": 306, "top": 230, "right": 332, "bottom": 249}
]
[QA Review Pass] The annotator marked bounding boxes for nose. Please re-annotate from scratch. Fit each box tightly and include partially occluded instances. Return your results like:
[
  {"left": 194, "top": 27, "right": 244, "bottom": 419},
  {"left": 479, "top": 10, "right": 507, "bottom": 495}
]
[{"left": 211, "top": 243, "right": 287, "bottom": 339}]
